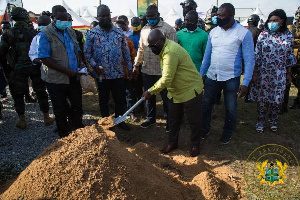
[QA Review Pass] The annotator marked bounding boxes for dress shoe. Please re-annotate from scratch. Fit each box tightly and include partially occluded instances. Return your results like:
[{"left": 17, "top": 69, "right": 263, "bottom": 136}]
[
  {"left": 190, "top": 145, "right": 200, "bottom": 157},
  {"left": 160, "top": 144, "right": 178, "bottom": 154}
]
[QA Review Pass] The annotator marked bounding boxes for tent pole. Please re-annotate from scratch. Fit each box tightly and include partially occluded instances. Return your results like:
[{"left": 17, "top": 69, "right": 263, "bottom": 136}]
[{"left": 99, "top": 0, "right": 102, "bottom": 5}]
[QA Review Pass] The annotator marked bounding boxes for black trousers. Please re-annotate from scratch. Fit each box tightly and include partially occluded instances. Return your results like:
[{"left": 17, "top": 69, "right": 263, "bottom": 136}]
[
  {"left": 12, "top": 66, "right": 49, "bottom": 115},
  {"left": 168, "top": 92, "right": 202, "bottom": 147},
  {"left": 96, "top": 78, "right": 125, "bottom": 118},
  {"left": 46, "top": 77, "right": 83, "bottom": 137}
]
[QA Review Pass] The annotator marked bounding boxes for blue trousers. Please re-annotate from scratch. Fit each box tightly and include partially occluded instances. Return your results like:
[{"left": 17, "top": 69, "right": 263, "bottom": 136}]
[
  {"left": 202, "top": 77, "right": 240, "bottom": 136},
  {"left": 142, "top": 73, "right": 168, "bottom": 124}
]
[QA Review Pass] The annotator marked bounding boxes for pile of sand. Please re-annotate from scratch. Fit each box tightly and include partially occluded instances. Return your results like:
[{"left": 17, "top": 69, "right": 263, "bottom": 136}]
[{"left": 1, "top": 118, "right": 245, "bottom": 200}]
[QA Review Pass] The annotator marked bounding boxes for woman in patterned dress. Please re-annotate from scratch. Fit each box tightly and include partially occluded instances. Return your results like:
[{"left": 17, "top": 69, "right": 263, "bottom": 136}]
[{"left": 249, "top": 9, "right": 297, "bottom": 133}]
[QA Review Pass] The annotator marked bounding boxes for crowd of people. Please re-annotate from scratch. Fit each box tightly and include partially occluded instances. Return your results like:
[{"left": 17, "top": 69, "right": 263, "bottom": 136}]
[{"left": 0, "top": 0, "right": 299, "bottom": 157}]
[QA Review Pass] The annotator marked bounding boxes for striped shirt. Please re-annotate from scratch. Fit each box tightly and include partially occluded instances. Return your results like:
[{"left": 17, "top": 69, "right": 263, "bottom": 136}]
[{"left": 134, "top": 20, "right": 177, "bottom": 75}]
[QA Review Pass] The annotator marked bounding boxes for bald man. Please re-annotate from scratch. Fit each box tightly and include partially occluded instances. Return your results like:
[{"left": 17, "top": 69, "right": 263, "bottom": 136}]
[{"left": 143, "top": 29, "right": 204, "bottom": 157}]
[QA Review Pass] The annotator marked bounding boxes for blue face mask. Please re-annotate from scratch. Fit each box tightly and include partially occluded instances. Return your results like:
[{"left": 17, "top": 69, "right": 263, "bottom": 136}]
[
  {"left": 55, "top": 20, "right": 70, "bottom": 30},
  {"left": 147, "top": 19, "right": 159, "bottom": 26},
  {"left": 39, "top": 26, "right": 45, "bottom": 31},
  {"left": 67, "top": 21, "right": 72, "bottom": 28},
  {"left": 212, "top": 16, "right": 217, "bottom": 25},
  {"left": 268, "top": 22, "right": 279, "bottom": 32}
]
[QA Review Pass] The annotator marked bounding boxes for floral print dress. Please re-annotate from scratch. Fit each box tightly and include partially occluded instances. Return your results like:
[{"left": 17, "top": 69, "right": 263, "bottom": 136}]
[{"left": 249, "top": 30, "right": 297, "bottom": 104}]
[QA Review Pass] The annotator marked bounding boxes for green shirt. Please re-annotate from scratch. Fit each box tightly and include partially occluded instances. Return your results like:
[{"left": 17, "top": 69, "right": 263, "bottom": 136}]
[
  {"left": 177, "top": 27, "right": 208, "bottom": 72},
  {"left": 149, "top": 39, "right": 204, "bottom": 103}
]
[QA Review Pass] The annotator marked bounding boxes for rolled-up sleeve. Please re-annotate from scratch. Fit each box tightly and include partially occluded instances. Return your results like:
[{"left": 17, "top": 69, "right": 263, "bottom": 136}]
[
  {"left": 134, "top": 33, "right": 145, "bottom": 66},
  {"left": 84, "top": 31, "right": 97, "bottom": 68},
  {"left": 242, "top": 30, "right": 255, "bottom": 86},
  {"left": 38, "top": 32, "right": 51, "bottom": 59},
  {"left": 200, "top": 36, "right": 212, "bottom": 77},
  {"left": 29, "top": 35, "right": 39, "bottom": 62},
  {"left": 286, "top": 32, "right": 297, "bottom": 67}
]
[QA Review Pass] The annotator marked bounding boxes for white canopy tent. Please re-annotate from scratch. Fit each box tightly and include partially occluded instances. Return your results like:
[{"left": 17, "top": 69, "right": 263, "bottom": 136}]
[
  {"left": 164, "top": 8, "right": 182, "bottom": 27},
  {"left": 241, "top": 6, "right": 267, "bottom": 27},
  {"left": 82, "top": 9, "right": 96, "bottom": 24},
  {"left": 62, "top": 0, "right": 90, "bottom": 29}
]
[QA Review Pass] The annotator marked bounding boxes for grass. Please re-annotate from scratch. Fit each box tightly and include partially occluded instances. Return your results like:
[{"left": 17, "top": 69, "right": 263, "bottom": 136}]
[{"left": 82, "top": 84, "right": 300, "bottom": 199}]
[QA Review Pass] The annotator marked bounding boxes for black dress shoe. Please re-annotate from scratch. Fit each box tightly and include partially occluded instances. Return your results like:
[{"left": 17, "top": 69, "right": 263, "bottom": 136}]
[
  {"left": 160, "top": 144, "right": 178, "bottom": 154},
  {"left": 190, "top": 145, "right": 200, "bottom": 157},
  {"left": 118, "top": 122, "right": 130, "bottom": 131}
]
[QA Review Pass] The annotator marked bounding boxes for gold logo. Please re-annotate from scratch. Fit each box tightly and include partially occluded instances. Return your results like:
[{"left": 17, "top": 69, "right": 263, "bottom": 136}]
[{"left": 244, "top": 144, "right": 300, "bottom": 199}]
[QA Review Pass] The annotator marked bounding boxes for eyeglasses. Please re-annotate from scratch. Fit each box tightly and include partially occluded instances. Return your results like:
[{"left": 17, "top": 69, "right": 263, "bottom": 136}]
[{"left": 148, "top": 39, "right": 160, "bottom": 48}]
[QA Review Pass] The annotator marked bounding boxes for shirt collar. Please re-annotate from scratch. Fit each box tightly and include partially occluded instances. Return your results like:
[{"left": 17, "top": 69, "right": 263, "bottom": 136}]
[
  {"left": 183, "top": 27, "right": 202, "bottom": 33},
  {"left": 145, "top": 19, "right": 163, "bottom": 29},
  {"left": 97, "top": 24, "right": 119, "bottom": 33},
  {"left": 159, "top": 39, "right": 170, "bottom": 57}
]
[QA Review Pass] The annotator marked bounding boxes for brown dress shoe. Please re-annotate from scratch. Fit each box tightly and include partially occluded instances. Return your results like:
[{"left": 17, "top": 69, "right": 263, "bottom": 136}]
[
  {"left": 160, "top": 144, "right": 178, "bottom": 154},
  {"left": 190, "top": 145, "right": 200, "bottom": 157}
]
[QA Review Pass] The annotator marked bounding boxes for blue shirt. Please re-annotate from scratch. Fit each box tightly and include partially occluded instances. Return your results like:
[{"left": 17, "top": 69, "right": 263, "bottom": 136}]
[
  {"left": 38, "top": 27, "right": 79, "bottom": 72},
  {"left": 200, "top": 21, "right": 255, "bottom": 86},
  {"left": 129, "top": 33, "right": 140, "bottom": 50},
  {"left": 84, "top": 25, "right": 133, "bottom": 80}
]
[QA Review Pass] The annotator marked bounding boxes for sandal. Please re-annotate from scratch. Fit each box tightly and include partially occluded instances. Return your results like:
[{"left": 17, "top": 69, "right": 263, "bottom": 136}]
[
  {"left": 270, "top": 126, "right": 277, "bottom": 132},
  {"left": 256, "top": 127, "right": 264, "bottom": 133}
]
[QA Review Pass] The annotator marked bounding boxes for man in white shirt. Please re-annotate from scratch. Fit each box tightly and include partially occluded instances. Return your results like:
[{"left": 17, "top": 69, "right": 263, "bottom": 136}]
[
  {"left": 200, "top": 3, "right": 254, "bottom": 144},
  {"left": 29, "top": 15, "right": 51, "bottom": 65}
]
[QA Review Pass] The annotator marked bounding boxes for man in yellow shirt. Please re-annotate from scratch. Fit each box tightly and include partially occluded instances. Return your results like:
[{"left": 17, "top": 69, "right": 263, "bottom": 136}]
[{"left": 143, "top": 29, "right": 204, "bottom": 157}]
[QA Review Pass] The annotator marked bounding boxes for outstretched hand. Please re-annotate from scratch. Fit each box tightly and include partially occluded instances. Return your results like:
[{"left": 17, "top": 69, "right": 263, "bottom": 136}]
[{"left": 143, "top": 90, "right": 152, "bottom": 101}]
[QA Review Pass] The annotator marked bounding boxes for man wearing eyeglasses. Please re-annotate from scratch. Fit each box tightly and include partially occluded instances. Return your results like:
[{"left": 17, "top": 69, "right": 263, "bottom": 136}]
[{"left": 143, "top": 29, "right": 204, "bottom": 157}]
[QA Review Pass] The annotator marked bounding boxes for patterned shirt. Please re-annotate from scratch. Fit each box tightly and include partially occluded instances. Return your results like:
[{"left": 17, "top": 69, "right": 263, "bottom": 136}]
[
  {"left": 249, "top": 30, "right": 297, "bottom": 104},
  {"left": 38, "top": 26, "right": 79, "bottom": 72},
  {"left": 84, "top": 25, "right": 132, "bottom": 79},
  {"left": 200, "top": 21, "right": 255, "bottom": 86},
  {"left": 134, "top": 20, "right": 177, "bottom": 76}
]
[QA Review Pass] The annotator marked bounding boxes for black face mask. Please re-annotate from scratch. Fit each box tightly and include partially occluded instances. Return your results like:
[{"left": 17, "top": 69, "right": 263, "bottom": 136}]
[
  {"left": 150, "top": 46, "right": 161, "bottom": 55},
  {"left": 217, "top": 16, "right": 231, "bottom": 28},
  {"left": 185, "top": 23, "right": 197, "bottom": 31},
  {"left": 99, "top": 18, "right": 112, "bottom": 28}
]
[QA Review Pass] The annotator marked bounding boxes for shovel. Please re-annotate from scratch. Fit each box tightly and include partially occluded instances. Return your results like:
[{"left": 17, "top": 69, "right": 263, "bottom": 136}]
[{"left": 114, "top": 97, "right": 145, "bottom": 125}]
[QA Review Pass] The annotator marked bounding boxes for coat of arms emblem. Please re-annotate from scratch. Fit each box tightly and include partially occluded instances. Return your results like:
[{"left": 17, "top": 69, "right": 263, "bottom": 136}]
[{"left": 256, "top": 160, "right": 288, "bottom": 186}]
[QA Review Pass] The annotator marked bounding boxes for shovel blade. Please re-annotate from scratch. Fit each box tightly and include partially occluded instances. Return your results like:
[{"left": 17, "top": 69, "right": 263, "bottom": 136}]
[{"left": 114, "top": 115, "right": 129, "bottom": 125}]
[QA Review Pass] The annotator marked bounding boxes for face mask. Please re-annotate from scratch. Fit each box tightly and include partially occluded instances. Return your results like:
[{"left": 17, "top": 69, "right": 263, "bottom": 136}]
[
  {"left": 147, "top": 19, "right": 159, "bottom": 27},
  {"left": 132, "top": 24, "right": 142, "bottom": 32},
  {"left": 55, "top": 20, "right": 70, "bottom": 30},
  {"left": 268, "top": 22, "right": 279, "bottom": 32},
  {"left": 217, "top": 16, "right": 231, "bottom": 28},
  {"left": 212, "top": 16, "right": 218, "bottom": 25},
  {"left": 39, "top": 26, "right": 45, "bottom": 31},
  {"left": 99, "top": 18, "right": 112, "bottom": 28},
  {"left": 67, "top": 21, "right": 72, "bottom": 28},
  {"left": 185, "top": 23, "right": 197, "bottom": 31},
  {"left": 150, "top": 46, "right": 161, "bottom": 55}
]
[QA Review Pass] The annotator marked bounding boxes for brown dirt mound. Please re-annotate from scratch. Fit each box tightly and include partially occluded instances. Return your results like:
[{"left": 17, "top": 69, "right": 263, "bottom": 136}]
[{"left": 1, "top": 117, "right": 245, "bottom": 199}]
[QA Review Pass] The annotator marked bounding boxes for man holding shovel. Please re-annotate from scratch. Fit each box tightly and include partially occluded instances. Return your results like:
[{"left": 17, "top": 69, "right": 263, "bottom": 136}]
[{"left": 143, "top": 29, "right": 204, "bottom": 157}]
